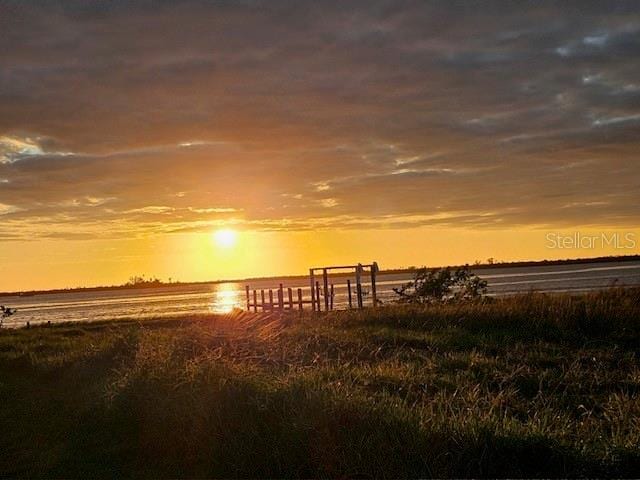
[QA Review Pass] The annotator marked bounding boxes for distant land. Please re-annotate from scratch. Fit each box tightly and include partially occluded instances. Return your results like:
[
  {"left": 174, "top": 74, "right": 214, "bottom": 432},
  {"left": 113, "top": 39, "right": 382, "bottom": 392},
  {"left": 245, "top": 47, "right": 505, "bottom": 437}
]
[{"left": 1, "top": 254, "right": 639, "bottom": 298}]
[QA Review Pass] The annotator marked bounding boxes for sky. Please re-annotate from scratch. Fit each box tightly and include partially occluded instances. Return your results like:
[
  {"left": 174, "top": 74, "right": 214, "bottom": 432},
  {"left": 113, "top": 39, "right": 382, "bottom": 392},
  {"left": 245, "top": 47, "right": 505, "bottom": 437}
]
[{"left": 1, "top": 0, "right": 639, "bottom": 290}]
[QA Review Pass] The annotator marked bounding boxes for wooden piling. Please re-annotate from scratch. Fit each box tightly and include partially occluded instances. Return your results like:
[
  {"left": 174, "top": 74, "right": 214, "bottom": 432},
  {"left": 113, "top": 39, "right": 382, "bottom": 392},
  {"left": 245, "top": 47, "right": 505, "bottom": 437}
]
[
  {"left": 330, "top": 284, "right": 334, "bottom": 310},
  {"left": 248, "top": 260, "right": 379, "bottom": 314},
  {"left": 370, "top": 262, "right": 378, "bottom": 308},
  {"left": 355, "top": 264, "right": 363, "bottom": 308},
  {"left": 323, "top": 268, "right": 329, "bottom": 312},
  {"left": 309, "top": 269, "right": 316, "bottom": 312}
]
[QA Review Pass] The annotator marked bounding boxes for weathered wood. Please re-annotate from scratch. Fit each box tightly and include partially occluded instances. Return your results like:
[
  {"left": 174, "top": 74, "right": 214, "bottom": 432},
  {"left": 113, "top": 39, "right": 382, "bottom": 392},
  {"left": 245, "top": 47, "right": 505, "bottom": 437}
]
[
  {"left": 356, "top": 263, "right": 363, "bottom": 308},
  {"left": 245, "top": 261, "right": 379, "bottom": 313},
  {"left": 330, "top": 284, "right": 334, "bottom": 310},
  {"left": 323, "top": 268, "right": 329, "bottom": 311},
  {"left": 310, "top": 264, "right": 375, "bottom": 271},
  {"left": 309, "top": 269, "right": 316, "bottom": 312},
  {"left": 370, "top": 262, "right": 378, "bottom": 308}
]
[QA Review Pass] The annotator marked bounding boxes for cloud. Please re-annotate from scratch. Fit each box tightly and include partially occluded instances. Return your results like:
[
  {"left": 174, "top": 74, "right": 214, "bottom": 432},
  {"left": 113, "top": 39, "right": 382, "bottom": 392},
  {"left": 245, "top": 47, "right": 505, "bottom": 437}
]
[
  {"left": 0, "top": 1, "right": 639, "bottom": 240},
  {"left": 0, "top": 203, "right": 20, "bottom": 215},
  {"left": 0, "top": 136, "right": 44, "bottom": 163},
  {"left": 592, "top": 113, "right": 640, "bottom": 127},
  {"left": 554, "top": 23, "right": 640, "bottom": 59}
]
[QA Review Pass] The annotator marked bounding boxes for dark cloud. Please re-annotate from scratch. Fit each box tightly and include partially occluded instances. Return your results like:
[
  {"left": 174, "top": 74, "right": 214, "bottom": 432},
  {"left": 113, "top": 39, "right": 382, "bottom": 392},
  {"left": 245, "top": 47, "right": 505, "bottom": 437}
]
[{"left": 0, "top": 0, "right": 639, "bottom": 239}]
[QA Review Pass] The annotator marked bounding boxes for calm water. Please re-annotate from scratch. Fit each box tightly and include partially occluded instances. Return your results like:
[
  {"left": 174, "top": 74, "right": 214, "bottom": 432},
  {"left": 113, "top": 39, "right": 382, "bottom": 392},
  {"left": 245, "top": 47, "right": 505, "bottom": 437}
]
[{"left": 2, "top": 260, "right": 640, "bottom": 327}]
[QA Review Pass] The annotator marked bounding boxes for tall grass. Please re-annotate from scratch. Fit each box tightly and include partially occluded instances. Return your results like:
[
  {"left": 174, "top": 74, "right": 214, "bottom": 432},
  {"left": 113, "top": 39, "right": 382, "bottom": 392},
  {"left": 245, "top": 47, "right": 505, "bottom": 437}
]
[{"left": 1, "top": 289, "right": 639, "bottom": 477}]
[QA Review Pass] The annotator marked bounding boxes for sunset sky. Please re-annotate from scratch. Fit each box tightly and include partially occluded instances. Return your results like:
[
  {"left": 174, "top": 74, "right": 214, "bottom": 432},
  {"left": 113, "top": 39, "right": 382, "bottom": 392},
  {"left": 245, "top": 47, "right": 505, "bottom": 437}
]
[{"left": 1, "top": 1, "right": 639, "bottom": 291}]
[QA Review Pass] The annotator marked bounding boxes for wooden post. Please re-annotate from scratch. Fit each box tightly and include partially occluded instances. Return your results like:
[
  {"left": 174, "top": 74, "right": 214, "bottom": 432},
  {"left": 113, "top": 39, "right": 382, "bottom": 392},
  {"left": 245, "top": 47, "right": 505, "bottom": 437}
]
[
  {"left": 315, "top": 281, "right": 321, "bottom": 312},
  {"left": 269, "top": 289, "right": 274, "bottom": 310},
  {"left": 288, "top": 287, "right": 293, "bottom": 309},
  {"left": 330, "top": 284, "right": 334, "bottom": 310},
  {"left": 309, "top": 269, "right": 316, "bottom": 312},
  {"left": 261, "top": 289, "right": 265, "bottom": 311},
  {"left": 347, "top": 279, "right": 353, "bottom": 308},
  {"left": 356, "top": 264, "right": 363, "bottom": 308},
  {"left": 278, "top": 283, "right": 284, "bottom": 310},
  {"left": 245, "top": 285, "right": 250, "bottom": 311},
  {"left": 253, "top": 290, "right": 258, "bottom": 313},
  {"left": 370, "top": 262, "right": 378, "bottom": 308},
  {"left": 323, "top": 268, "right": 329, "bottom": 311},
  {"left": 297, "top": 288, "right": 303, "bottom": 310}
]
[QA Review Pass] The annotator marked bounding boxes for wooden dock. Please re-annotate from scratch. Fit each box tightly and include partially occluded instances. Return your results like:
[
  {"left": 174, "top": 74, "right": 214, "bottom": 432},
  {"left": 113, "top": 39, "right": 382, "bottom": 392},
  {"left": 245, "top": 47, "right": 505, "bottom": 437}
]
[{"left": 244, "top": 262, "right": 378, "bottom": 312}]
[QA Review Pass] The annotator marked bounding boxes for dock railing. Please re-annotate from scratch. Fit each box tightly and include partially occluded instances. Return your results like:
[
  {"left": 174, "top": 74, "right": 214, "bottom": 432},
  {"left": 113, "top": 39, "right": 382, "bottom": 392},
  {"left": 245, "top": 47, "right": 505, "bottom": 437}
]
[{"left": 245, "top": 262, "right": 379, "bottom": 312}]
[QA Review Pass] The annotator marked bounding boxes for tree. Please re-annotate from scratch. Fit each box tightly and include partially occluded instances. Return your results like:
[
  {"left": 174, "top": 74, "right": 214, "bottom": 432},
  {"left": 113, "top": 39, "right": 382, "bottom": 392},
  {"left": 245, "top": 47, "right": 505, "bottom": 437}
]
[
  {"left": 393, "top": 266, "right": 487, "bottom": 304},
  {"left": 126, "top": 275, "right": 162, "bottom": 287}
]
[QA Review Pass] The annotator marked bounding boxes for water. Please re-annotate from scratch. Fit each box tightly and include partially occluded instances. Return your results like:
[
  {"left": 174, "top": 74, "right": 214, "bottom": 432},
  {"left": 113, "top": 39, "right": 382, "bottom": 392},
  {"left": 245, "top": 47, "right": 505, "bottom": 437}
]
[{"left": 1, "top": 260, "right": 639, "bottom": 327}]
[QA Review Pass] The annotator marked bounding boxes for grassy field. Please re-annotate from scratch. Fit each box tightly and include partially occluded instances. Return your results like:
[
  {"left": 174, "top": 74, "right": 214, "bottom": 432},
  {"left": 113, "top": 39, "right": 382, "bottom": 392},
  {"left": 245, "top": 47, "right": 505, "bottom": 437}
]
[{"left": 1, "top": 289, "right": 639, "bottom": 478}]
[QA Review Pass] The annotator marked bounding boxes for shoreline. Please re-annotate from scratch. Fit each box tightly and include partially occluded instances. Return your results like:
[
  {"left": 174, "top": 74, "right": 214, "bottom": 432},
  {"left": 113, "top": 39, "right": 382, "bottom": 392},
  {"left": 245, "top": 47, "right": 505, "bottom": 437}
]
[{"left": 2, "top": 253, "right": 639, "bottom": 298}]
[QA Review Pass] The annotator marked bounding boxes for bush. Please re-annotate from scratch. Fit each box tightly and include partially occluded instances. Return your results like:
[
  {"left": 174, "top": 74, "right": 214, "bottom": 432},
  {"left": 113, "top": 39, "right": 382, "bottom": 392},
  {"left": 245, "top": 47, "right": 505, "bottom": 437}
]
[
  {"left": 0, "top": 305, "right": 16, "bottom": 327},
  {"left": 393, "top": 266, "right": 487, "bottom": 304}
]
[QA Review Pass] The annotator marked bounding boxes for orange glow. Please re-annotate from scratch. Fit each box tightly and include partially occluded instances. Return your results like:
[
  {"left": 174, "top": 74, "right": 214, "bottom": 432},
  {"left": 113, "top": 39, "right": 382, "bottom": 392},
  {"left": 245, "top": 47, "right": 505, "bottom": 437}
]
[
  {"left": 1, "top": 226, "right": 639, "bottom": 291},
  {"left": 2, "top": 3, "right": 638, "bottom": 294},
  {"left": 210, "top": 283, "right": 241, "bottom": 313}
]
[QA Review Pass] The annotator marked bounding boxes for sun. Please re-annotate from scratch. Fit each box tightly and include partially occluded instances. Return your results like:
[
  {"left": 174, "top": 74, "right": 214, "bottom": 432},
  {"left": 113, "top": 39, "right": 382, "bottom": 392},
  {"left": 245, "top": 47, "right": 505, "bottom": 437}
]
[{"left": 213, "top": 228, "right": 237, "bottom": 248}]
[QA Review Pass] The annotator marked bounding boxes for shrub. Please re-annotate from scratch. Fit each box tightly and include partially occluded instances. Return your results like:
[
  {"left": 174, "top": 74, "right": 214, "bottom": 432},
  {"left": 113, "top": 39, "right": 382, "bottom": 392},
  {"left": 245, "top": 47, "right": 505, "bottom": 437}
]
[
  {"left": 0, "top": 305, "right": 16, "bottom": 327},
  {"left": 393, "top": 266, "right": 487, "bottom": 304}
]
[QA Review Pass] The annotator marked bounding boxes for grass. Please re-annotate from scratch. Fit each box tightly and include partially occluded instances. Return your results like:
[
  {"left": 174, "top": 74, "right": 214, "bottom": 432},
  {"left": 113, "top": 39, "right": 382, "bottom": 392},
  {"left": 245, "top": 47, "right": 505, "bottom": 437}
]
[{"left": 1, "top": 288, "right": 639, "bottom": 478}]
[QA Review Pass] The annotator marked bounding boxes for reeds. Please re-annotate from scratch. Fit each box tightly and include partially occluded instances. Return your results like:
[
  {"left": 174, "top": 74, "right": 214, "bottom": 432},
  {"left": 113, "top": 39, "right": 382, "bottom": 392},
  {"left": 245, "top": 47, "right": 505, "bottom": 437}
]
[{"left": 0, "top": 289, "right": 639, "bottom": 477}]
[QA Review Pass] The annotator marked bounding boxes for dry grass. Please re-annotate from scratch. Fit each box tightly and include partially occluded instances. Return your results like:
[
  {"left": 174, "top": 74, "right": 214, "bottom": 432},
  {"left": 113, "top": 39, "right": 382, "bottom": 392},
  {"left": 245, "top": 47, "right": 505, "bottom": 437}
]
[{"left": 1, "top": 289, "right": 639, "bottom": 477}]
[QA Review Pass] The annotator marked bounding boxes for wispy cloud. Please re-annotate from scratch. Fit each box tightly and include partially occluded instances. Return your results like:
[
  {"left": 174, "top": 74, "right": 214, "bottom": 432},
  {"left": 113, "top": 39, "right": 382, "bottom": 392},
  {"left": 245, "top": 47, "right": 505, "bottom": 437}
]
[{"left": 0, "top": 136, "right": 44, "bottom": 163}]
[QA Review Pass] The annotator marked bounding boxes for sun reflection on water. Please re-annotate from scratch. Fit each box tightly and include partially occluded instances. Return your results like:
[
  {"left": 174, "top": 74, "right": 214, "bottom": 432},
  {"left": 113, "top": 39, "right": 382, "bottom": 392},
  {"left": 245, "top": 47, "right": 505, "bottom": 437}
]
[{"left": 210, "top": 283, "right": 242, "bottom": 314}]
